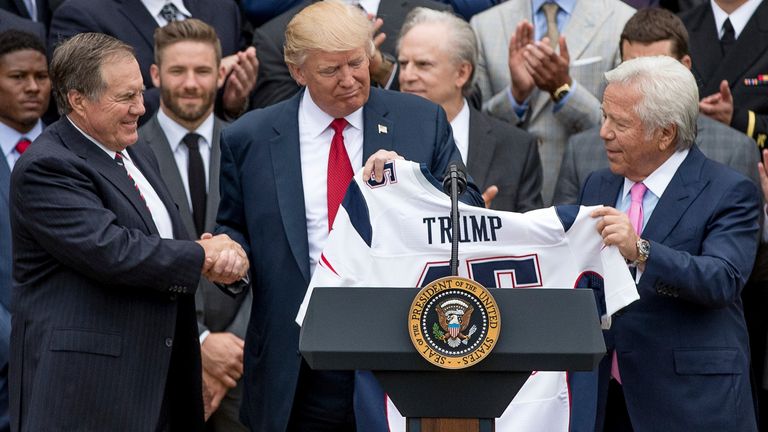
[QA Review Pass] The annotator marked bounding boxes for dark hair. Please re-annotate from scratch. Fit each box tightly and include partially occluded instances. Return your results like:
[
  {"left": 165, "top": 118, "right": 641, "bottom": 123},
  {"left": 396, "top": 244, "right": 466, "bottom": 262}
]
[
  {"left": 619, "top": 8, "right": 689, "bottom": 60},
  {"left": 0, "top": 29, "right": 46, "bottom": 59},
  {"left": 50, "top": 33, "right": 135, "bottom": 115},
  {"left": 154, "top": 18, "right": 222, "bottom": 66}
]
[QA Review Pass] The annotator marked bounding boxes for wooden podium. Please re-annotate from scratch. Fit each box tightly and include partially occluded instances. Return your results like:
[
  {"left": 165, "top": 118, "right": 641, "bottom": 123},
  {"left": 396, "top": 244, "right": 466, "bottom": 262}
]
[{"left": 299, "top": 287, "right": 605, "bottom": 431}]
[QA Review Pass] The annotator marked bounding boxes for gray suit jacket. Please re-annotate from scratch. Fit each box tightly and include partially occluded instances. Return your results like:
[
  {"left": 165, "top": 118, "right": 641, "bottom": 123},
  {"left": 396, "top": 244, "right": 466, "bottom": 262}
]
[
  {"left": 139, "top": 115, "right": 251, "bottom": 339},
  {"left": 553, "top": 115, "right": 761, "bottom": 205},
  {"left": 470, "top": 0, "right": 635, "bottom": 204},
  {"left": 467, "top": 107, "right": 543, "bottom": 212}
]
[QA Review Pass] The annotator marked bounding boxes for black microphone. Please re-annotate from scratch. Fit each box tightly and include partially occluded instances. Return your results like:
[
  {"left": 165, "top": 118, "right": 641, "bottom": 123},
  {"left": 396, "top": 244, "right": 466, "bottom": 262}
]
[
  {"left": 443, "top": 163, "right": 466, "bottom": 276},
  {"left": 442, "top": 164, "right": 467, "bottom": 196}
]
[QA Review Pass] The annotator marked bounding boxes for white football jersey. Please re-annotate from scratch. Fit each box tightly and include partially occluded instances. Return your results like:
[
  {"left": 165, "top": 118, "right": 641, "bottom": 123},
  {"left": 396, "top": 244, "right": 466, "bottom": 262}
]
[{"left": 296, "top": 160, "right": 638, "bottom": 431}]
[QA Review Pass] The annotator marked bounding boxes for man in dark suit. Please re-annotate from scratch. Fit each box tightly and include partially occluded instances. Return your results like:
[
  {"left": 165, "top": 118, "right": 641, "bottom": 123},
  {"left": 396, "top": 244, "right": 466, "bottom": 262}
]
[
  {"left": 0, "top": 29, "right": 49, "bottom": 432},
  {"left": 580, "top": 56, "right": 759, "bottom": 431},
  {"left": 0, "top": 0, "right": 56, "bottom": 30},
  {"left": 681, "top": 0, "right": 768, "bottom": 147},
  {"left": 0, "top": 9, "right": 43, "bottom": 41},
  {"left": 48, "top": 0, "right": 257, "bottom": 123},
  {"left": 215, "top": 2, "right": 482, "bottom": 430},
  {"left": 9, "top": 32, "right": 248, "bottom": 431},
  {"left": 398, "top": 7, "right": 542, "bottom": 212},
  {"left": 139, "top": 19, "right": 250, "bottom": 431},
  {"left": 251, "top": 0, "right": 451, "bottom": 109},
  {"left": 553, "top": 7, "right": 760, "bottom": 205}
]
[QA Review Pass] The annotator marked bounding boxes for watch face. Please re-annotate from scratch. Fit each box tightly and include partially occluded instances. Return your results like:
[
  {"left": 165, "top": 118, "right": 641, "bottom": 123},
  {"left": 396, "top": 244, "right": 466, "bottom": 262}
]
[{"left": 637, "top": 239, "right": 650, "bottom": 262}]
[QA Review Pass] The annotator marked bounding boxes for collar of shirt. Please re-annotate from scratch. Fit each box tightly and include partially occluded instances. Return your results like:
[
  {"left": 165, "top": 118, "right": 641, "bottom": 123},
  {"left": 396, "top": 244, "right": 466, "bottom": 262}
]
[
  {"left": 531, "top": 0, "right": 576, "bottom": 41},
  {"left": 532, "top": 0, "right": 575, "bottom": 15},
  {"left": 619, "top": 148, "right": 690, "bottom": 215},
  {"left": 710, "top": 0, "right": 763, "bottom": 39},
  {"left": 346, "top": 0, "right": 380, "bottom": 15},
  {"left": 449, "top": 99, "right": 470, "bottom": 165},
  {"left": 299, "top": 89, "right": 364, "bottom": 139},
  {"left": 157, "top": 109, "right": 214, "bottom": 153},
  {"left": 142, "top": 0, "right": 192, "bottom": 23},
  {"left": 1, "top": 119, "right": 43, "bottom": 160}
]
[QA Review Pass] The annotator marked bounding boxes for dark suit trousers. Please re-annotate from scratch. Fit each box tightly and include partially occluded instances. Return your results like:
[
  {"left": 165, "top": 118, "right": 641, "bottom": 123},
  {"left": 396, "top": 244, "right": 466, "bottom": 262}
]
[{"left": 287, "top": 360, "right": 355, "bottom": 431}]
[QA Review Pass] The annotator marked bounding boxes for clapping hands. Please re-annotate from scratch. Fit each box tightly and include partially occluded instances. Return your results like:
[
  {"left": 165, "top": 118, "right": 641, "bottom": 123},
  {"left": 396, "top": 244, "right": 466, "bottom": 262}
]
[{"left": 196, "top": 233, "right": 249, "bottom": 284}]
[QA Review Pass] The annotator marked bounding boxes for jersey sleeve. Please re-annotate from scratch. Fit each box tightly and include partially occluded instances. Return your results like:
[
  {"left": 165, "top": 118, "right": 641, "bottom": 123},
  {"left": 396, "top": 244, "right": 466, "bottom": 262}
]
[
  {"left": 295, "top": 182, "right": 375, "bottom": 325},
  {"left": 566, "top": 206, "right": 638, "bottom": 328}
]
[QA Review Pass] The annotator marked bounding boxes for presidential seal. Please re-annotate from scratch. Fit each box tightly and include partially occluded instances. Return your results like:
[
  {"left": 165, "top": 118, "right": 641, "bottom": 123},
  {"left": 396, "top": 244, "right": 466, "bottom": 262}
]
[{"left": 408, "top": 276, "right": 500, "bottom": 369}]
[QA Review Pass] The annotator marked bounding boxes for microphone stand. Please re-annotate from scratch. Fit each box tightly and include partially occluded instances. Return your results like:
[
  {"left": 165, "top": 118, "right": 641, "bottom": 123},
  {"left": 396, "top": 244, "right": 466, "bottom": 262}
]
[{"left": 442, "top": 164, "right": 467, "bottom": 276}]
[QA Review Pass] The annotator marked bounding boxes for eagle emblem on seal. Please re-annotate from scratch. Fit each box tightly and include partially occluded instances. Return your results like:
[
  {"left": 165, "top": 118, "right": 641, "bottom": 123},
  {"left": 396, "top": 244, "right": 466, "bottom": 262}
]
[{"left": 435, "top": 299, "right": 478, "bottom": 348}]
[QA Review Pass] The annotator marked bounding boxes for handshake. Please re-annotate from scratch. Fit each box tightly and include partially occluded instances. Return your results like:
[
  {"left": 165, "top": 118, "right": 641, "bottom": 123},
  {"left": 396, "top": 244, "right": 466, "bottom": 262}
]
[{"left": 196, "top": 233, "right": 249, "bottom": 284}]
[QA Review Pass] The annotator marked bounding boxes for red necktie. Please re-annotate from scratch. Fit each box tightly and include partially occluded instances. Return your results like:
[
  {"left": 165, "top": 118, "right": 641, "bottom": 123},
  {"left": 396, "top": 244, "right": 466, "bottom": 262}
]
[
  {"left": 115, "top": 152, "right": 150, "bottom": 212},
  {"left": 15, "top": 137, "right": 31, "bottom": 154},
  {"left": 327, "top": 118, "right": 353, "bottom": 230},
  {"left": 612, "top": 182, "right": 648, "bottom": 384}
]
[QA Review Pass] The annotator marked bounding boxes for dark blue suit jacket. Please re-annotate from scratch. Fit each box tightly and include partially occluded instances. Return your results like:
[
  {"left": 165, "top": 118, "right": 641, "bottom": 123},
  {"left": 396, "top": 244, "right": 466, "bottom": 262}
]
[
  {"left": 216, "top": 87, "right": 481, "bottom": 431},
  {"left": 576, "top": 146, "right": 760, "bottom": 431},
  {"left": 48, "top": 0, "right": 241, "bottom": 121},
  {"left": 0, "top": 150, "right": 11, "bottom": 432},
  {"left": 9, "top": 118, "right": 205, "bottom": 431}
]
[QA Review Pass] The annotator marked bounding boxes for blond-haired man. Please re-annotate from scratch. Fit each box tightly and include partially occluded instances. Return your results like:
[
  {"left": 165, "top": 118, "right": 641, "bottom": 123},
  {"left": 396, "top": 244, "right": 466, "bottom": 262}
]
[{"left": 214, "top": 1, "right": 482, "bottom": 431}]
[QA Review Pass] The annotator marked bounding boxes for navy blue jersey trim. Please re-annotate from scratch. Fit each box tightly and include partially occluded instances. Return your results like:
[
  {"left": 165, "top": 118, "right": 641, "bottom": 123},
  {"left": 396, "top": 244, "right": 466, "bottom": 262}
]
[
  {"left": 341, "top": 181, "right": 373, "bottom": 247},
  {"left": 420, "top": 163, "right": 445, "bottom": 192},
  {"left": 555, "top": 205, "right": 579, "bottom": 232}
]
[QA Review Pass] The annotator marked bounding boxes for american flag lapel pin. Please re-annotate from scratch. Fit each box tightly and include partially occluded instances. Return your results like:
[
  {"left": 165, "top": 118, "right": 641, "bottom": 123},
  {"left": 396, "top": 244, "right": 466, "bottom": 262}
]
[{"left": 378, "top": 124, "right": 388, "bottom": 134}]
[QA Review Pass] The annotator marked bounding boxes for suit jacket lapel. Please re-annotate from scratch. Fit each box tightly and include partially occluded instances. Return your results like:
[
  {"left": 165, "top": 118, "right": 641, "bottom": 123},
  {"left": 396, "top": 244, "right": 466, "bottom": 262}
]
[
  {"left": 116, "top": 0, "right": 156, "bottom": 51},
  {"left": 206, "top": 118, "right": 222, "bottom": 232},
  {"left": 466, "top": 108, "right": 492, "bottom": 188},
  {"left": 561, "top": 0, "right": 606, "bottom": 62},
  {"left": 271, "top": 92, "right": 311, "bottom": 284},
  {"left": 57, "top": 119, "right": 158, "bottom": 234},
  {"left": 0, "top": 157, "right": 9, "bottom": 209},
  {"left": 127, "top": 143, "right": 188, "bottom": 238},
  {"left": 642, "top": 148, "right": 708, "bottom": 243},
  {"left": 362, "top": 89, "right": 394, "bottom": 161},
  {"left": 143, "top": 115, "right": 196, "bottom": 238},
  {"left": 686, "top": 5, "right": 722, "bottom": 92},
  {"left": 705, "top": 1, "right": 768, "bottom": 95},
  {"left": 597, "top": 169, "right": 623, "bottom": 207}
]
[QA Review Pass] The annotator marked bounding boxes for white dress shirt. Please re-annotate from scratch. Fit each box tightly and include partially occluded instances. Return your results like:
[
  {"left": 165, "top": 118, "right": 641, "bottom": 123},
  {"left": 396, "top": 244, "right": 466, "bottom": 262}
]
[
  {"left": 348, "top": 0, "right": 380, "bottom": 15},
  {"left": 711, "top": 0, "right": 763, "bottom": 39},
  {"left": 449, "top": 99, "right": 470, "bottom": 165},
  {"left": 142, "top": 0, "right": 192, "bottom": 26},
  {"left": 67, "top": 117, "right": 175, "bottom": 239},
  {"left": 1, "top": 120, "right": 43, "bottom": 170},
  {"left": 298, "top": 90, "right": 364, "bottom": 277},
  {"left": 157, "top": 109, "right": 214, "bottom": 212}
]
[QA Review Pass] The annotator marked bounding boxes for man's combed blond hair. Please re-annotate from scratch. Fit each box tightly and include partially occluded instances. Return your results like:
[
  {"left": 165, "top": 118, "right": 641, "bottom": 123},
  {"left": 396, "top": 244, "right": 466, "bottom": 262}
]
[{"left": 284, "top": 0, "right": 375, "bottom": 67}]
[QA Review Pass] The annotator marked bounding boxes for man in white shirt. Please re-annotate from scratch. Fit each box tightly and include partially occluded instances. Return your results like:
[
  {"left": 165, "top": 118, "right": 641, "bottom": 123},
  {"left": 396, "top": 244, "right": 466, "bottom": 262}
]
[
  {"left": 398, "top": 7, "right": 543, "bottom": 212},
  {"left": 214, "top": 1, "right": 483, "bottom": 430},
  {"left": 9, "top": 32, "right": 248, "bottom": 431},
  {"left": 139, "top": 18, "right": 251, "bottom": 431}
]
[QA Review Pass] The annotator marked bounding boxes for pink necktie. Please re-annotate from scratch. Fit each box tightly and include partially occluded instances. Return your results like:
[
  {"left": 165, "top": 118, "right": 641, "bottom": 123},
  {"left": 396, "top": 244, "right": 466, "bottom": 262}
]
[
  {"left": 327, "top": 118, "right": 353, "bottom": 231},
  {"left": 612, "top": 182, "right": 647, "bottom": 384}
]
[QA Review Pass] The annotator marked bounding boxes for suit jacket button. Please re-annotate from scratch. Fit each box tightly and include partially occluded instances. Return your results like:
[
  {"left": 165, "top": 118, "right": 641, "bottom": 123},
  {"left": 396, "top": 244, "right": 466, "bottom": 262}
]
[{"left": 165, "top": 337, "right": 173, "bottom": 348}]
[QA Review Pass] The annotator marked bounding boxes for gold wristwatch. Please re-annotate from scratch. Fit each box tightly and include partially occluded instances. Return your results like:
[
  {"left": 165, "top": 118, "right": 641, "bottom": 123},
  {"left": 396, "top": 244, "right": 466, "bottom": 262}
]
[
  {"left": 551, "top": 83, "right": 571, "bottom": 103},
  {"left": 632, "top": 238, "right": 650, "bottom": 266}
]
